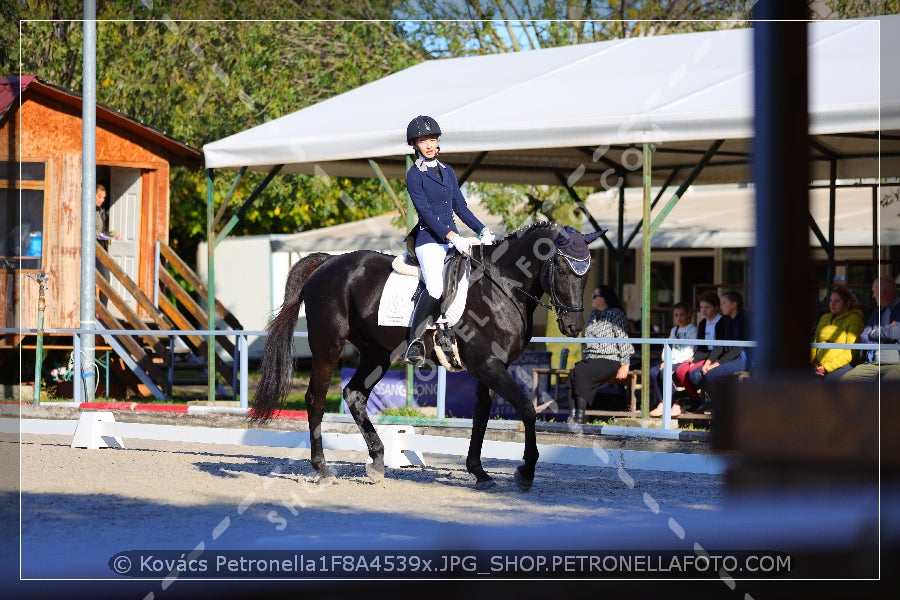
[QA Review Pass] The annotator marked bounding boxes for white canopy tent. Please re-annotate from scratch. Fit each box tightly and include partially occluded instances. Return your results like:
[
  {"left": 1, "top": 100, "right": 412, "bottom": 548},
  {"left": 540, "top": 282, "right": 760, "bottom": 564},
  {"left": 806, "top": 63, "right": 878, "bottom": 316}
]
[
  {"left": 204, "top": 17, "right": 900, "bottom": 187},
  {"left": 198, "top": 17, "right": 899, "bottom": 408}
]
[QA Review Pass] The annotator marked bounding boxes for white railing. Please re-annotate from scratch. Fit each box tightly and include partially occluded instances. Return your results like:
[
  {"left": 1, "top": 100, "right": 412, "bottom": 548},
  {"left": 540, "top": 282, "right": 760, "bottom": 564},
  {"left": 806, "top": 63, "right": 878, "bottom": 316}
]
[{"left": 4, "top": 327, "right": 894, "bottom": 432}]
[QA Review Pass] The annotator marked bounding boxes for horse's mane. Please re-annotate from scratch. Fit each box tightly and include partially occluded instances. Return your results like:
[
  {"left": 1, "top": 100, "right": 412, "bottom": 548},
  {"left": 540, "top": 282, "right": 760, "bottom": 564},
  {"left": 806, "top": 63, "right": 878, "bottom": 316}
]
[{"left": 501, "top": 220, "right": 558, "bottom": 242}]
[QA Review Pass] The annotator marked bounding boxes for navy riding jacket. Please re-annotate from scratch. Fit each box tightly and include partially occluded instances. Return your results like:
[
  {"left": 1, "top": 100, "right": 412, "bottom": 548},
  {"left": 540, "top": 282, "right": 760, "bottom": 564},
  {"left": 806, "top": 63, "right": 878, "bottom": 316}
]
[{"left": 406, "top": 159, "right": 484, "bottom": 247}]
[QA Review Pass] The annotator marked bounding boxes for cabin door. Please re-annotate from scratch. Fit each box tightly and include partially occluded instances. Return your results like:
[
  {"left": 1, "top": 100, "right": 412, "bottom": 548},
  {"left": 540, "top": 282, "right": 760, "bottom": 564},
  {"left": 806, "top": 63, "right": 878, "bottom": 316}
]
[{"left": 107, "top": 167, "right": 142, "bottom": 315}]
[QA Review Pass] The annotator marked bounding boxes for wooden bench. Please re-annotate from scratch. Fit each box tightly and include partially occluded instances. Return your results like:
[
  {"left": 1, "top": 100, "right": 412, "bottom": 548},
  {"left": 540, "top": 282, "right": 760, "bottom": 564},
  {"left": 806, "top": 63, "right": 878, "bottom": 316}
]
[{"left": 532, "top": 368, "right": 642, "bottom": 418}]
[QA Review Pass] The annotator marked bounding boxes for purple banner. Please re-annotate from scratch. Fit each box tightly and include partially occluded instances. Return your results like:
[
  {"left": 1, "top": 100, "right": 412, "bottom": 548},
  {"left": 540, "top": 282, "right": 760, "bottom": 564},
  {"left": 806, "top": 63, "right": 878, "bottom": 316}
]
[{"left": 340, "top": 351, "right": 551, "bottom": 418}]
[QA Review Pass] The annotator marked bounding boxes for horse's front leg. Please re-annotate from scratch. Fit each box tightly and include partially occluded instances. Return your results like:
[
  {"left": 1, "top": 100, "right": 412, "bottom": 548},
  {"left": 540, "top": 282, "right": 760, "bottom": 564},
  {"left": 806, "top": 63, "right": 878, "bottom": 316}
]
[
  {"left": 470, "top": 358, "right": 539, "bottom": 492},
  {"left": 342, "top": 350, "right": 391, "bottom": 483},
  {"left": 466, "top": 381, "right": 497, "bottom": 490}
]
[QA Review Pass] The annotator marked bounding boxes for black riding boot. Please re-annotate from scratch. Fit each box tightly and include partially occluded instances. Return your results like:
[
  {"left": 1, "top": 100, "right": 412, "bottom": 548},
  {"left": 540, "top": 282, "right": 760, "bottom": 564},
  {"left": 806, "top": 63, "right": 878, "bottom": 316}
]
[
  {"left": 403, "top": 293, "right": 442, "bottom": 365},
  {"left": 566, "top": 395, "right": 586, "bottom": 425}
]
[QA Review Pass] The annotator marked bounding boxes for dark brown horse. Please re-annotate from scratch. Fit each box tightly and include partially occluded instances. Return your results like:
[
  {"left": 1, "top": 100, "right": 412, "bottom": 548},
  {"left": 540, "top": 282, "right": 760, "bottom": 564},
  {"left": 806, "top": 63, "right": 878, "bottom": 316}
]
[{"left": 251, "top": 222, "right": 603, "bottom": 491}]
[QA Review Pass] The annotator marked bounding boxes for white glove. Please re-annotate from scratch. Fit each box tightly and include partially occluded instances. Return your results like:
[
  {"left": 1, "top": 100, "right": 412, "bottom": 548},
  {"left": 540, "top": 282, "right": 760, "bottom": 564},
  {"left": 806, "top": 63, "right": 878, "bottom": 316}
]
[
  {"left": 479, "top": 227, "right": 496, "bottom": 245},
  {"left": 448, "top": 234, "right": 471, "bottom": 255}
]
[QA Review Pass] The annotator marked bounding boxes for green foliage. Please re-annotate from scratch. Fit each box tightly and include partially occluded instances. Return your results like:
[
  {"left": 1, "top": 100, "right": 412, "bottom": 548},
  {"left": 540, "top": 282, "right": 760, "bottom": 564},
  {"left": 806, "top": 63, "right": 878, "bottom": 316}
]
[
  {"left": 0, "top": 0, "right": 822, "bottom": 262},
  {"left": 6, "top": 2, "right": 421, "bottom": 262},
  {"left": 379, "top": 406, "right": 426, "bottom": 417},
  {"left": 822, "top": 0, "right": 900, "bottom": 18}
]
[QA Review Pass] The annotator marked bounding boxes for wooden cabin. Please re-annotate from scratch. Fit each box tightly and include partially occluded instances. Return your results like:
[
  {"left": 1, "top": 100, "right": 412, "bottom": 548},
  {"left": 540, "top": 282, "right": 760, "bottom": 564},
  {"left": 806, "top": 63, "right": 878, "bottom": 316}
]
[
  {"left": 1, "top": 75, "right": 202, "bottom": 333},
  {"left": 0, "top": 75, "right": 237, "bottom": 398}
]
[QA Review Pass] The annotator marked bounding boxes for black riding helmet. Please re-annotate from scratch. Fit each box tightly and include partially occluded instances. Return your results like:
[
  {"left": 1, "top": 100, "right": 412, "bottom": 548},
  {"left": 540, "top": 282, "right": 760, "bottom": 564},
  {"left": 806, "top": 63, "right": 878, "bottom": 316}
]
[{"left": 406, "top": 115, "right": 442, "bottom": 145}]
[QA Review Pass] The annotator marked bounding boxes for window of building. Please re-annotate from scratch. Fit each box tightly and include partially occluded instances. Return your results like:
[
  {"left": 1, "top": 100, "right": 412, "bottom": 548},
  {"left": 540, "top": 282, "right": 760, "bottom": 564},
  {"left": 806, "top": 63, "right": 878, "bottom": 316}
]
[{"left": 0, "top": 161, "right": 46, "bottom": 271}]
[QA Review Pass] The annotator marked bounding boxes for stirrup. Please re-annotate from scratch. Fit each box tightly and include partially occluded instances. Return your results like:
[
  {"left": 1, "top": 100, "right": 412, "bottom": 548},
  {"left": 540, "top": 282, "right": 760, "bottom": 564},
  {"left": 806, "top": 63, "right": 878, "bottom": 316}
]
[{"left": 403, "top": 339, "right": 425, "bottom": 365}]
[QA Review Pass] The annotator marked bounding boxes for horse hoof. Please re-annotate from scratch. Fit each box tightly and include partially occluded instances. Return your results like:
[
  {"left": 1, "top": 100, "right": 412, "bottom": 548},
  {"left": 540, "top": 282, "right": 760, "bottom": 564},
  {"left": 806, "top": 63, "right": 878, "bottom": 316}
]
[
  {"left": 365, "top": 463, "right": 385, "bottom": 483},
  {"left": 316, "top": 474, "right": 338, "bottom": 486},
  {"left": 514, "top": 469, "right": 534, "bottom": 492},
  {"left": 475, "top": 479, "right": 497, "bottom": 491}
]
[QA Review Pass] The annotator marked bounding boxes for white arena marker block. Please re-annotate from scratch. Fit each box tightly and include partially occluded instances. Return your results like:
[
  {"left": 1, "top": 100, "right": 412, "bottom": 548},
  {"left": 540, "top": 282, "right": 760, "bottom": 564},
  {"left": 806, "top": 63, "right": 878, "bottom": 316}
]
[
  {"left": 71, "top": 411, "right": 125, "bottom": 450},
  {"left": 376, "top": 425, "right": 426, "bottom": 469}
]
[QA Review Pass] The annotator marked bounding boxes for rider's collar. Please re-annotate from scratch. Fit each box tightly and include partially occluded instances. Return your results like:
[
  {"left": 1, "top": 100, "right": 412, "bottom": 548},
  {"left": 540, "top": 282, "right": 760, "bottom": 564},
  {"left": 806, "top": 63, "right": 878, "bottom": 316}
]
[{"left": 415, "top": 157, "right": 444, "bottom": 172}]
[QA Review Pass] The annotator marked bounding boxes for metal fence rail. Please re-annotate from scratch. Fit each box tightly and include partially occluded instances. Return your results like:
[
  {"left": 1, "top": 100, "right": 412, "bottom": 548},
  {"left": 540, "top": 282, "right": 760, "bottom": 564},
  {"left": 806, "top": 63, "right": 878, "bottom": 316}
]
[{"left": 4, "top": 327, "right": 895, "bottom": 431}]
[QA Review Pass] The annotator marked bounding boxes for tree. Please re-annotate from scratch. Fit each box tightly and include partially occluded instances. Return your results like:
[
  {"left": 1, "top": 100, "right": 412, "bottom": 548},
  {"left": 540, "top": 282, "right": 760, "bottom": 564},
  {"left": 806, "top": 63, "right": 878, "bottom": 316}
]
[
  {"left": 820, "top": 0, "right": 900, "bottom": 18},
  {"left": 4, "top": 1, "right": 424, "bottom": 262}
]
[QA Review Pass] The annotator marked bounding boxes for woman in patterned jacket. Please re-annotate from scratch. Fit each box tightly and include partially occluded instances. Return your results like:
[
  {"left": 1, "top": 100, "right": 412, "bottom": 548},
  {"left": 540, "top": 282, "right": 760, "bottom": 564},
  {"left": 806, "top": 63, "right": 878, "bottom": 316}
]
[{"left": 565, "top": 285, "right": 635, "bottom": 425}]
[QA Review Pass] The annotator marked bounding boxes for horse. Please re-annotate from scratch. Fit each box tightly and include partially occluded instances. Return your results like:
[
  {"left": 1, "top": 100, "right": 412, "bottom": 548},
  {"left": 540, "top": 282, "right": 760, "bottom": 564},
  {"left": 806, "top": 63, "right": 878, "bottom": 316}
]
[{"left": 251, "top": 221, "right": 604, "bottom": 491}]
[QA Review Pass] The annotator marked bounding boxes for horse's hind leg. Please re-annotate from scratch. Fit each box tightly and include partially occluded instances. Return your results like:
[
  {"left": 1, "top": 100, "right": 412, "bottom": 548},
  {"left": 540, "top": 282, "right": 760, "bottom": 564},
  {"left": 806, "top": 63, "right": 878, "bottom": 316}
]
[
  {"left": 306, "top": 345, "right": 343, "bottom": 484},
  {"left": 343, "top": 348, "right": 392, "bottom": 483},
  {"left": 465, "top": 381, "right": 497, "bottom": 490}
]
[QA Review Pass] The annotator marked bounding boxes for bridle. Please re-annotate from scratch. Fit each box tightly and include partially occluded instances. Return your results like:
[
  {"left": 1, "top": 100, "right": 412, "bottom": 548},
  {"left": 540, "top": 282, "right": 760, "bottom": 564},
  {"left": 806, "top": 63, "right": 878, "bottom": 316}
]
[{"left": 542, "top": 245, "right": 589, "bottom": 317}]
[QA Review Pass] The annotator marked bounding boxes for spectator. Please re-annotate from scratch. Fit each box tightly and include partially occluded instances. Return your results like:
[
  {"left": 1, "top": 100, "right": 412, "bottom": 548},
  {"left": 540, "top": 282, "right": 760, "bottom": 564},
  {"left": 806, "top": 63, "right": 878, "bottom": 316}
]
[
  {"left": 841, "top": 275, "right": 900, "bottom": 381},
  {"left": 565, "top": 285, "right": 635, "bottom": 425},
  {"left": 811, "top": 285, "right": 865, "bottom": 380},
  {"left": 678, "top": 290, "right": 730, "bottom": 415},
  {"left": 649, "top": 302, "right": 697, "bottom": 417},
  {"left": 95, "top": 183, "right": 118, "bottom": 306},
  {"left": 689, "top": 290, "right": 750, "bottom": 414}
]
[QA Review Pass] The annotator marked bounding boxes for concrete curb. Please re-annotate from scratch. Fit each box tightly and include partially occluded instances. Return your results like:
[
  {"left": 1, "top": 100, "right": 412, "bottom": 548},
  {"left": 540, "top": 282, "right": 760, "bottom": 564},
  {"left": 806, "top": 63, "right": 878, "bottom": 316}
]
[{"left": 2, "top": 400, "right": 712, "bottom": 446}]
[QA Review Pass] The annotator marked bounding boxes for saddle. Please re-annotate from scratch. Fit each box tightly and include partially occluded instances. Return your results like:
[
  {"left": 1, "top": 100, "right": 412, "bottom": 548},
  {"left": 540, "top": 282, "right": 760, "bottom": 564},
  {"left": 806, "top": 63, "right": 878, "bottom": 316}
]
[{"left": 392, "top": 243, "right": 473, "bottom": 316}]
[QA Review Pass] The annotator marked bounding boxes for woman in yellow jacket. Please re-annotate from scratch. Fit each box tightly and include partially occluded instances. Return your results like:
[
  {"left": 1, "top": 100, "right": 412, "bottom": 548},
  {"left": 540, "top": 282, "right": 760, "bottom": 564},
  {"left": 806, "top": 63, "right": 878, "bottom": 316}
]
[{"left": 811, "top": 285, "right": 865, "bottom": 380}]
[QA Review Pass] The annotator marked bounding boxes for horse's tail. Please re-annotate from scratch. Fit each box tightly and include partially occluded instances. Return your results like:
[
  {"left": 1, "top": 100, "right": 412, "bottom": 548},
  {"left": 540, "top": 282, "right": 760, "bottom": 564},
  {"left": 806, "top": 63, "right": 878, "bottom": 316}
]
[{"left": 250, "top": 252, "right": 333, "bottom": 423}]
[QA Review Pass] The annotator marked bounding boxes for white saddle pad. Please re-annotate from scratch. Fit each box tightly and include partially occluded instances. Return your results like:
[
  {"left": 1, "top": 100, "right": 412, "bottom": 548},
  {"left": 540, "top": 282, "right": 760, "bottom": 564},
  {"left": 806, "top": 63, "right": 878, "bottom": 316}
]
[{"left": 377, "top": 271, "right": 469, "bottom": 328}]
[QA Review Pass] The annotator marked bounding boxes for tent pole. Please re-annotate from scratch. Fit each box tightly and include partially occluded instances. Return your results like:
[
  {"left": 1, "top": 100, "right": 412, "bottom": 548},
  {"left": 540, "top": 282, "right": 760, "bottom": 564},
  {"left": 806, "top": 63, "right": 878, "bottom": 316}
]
[
  {"left": 207, "top": 168, "right": 216, "bottom": 403},
  {"left": 405, "top": 155, "right": 416, "bottom": 410},
  {"left": 79, "top": 4, "right": 97, "bottom": 402},
  {"left": 617, "top": 184, "right": 625, "bottom": 297},
  {"left": 827, "top": 158, "right": 838, "bottom": 284},
  {"left": 640, "top": 143, "right": 652, "bottom": 419},
  {"left": 872, "top": 186, "right": 879, "bottom": 265}
]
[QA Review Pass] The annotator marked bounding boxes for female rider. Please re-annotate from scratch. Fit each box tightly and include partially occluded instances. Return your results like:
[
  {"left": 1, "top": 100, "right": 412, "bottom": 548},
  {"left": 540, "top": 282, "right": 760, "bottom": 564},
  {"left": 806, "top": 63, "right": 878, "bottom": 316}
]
[{"left": 403, "top": 115, "right": 495, "bottom": 365}]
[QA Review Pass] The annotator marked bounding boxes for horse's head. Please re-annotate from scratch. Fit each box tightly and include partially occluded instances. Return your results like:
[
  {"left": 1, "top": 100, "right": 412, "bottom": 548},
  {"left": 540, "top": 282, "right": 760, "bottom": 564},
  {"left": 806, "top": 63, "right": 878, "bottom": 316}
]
[{"left": 541, "top": 225, "right": 606, "bottom": 337}]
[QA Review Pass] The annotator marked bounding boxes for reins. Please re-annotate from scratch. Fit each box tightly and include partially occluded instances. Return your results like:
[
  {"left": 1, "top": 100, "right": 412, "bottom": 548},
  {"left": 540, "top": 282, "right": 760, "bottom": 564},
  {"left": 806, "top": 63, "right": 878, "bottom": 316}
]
[{"left": 465, "top": 242, "right": 585, "bottom": 317}]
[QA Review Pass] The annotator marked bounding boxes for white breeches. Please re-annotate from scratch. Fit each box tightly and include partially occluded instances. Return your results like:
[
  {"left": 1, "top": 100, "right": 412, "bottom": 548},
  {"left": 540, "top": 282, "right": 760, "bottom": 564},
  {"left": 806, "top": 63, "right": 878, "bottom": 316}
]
[{"left": 415, "top": 242, "right": 448, "bottom": 300}]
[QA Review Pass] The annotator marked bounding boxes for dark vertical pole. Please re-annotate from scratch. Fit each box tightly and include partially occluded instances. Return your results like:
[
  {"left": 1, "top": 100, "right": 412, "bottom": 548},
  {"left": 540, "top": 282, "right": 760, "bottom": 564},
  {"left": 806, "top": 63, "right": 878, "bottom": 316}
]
[{"left": 751, "top": 4, "right": 810, "bottom": 376}]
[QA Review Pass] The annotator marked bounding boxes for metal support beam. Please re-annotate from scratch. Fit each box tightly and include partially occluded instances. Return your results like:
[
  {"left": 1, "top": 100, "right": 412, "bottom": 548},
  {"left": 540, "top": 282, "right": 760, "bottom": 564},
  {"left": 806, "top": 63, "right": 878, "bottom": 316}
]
[
  {"left": 458, "top": 151, "right": 488, "bottom": 185},
  {"left": 649, "top": 140, "right": 724, "bottom": 236},
  {"left": 826, "top": 158, "right": 837, "bottom": 283},
  {"left": 369, "top": 158, "right": 407, "bottom": 220},
  {"left": 640, "top": 143, "right": 652, "bottom": 419},
  {"left": 213, "top": 166, "right": 248, "bottom": 226},
  {"left": 872, "top": 185, "right": 879, "bottom": 265},
  {"left": 554, "top": 171, "right": 616, "bottom": 252},
  {"left": 213, "top": 165, "right": 284, "bottom": 246},
  {"left": 624, "top": 166, "right": 681, "bottom": 249}
]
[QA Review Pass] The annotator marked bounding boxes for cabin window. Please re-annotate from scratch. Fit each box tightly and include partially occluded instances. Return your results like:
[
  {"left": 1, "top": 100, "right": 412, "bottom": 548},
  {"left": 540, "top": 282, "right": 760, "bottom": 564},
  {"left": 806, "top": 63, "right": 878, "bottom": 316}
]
[{"left": 0, "top": 161, "right": 46, "bottom": 271}]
